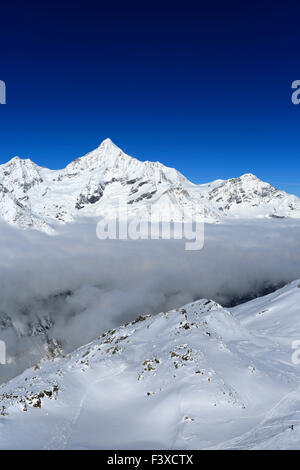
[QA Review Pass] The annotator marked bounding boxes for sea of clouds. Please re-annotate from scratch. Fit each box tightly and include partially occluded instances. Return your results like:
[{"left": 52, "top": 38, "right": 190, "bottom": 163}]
[{"left": 0, "top": 217, "right": 300, "bottom": 383}]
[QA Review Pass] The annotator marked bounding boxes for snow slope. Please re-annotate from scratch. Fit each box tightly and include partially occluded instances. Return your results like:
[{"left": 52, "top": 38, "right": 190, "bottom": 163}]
[
  {"left": 1, "top": 281, "right": 300, "bottom": 449},
  {"left": 1, "top": 138, "right": 300, "bottom": 232}
]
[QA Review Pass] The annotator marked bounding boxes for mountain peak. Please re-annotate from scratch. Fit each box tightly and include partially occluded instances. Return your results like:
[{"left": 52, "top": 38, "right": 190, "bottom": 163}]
[
  {"left": 100, "top": 137, "right": 114, "bottom": 145},
  {"left": 3, "top": 155, "right": 37, "bottom": 169},
  {"left": 5, "top": 156, "right": 23, "bottom": 165},
  {"left": 238, "top": 173, "right": 259, "bottom": 181},
  {"left": 97, "top": 137, "right": 120, "bottom": 151}
]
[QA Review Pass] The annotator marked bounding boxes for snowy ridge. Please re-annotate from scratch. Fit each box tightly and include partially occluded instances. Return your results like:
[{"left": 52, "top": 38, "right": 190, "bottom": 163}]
[
  {"left": 0, "top": 138, "right": 300, "bottom": 232},
  {"left": 1, "top": 281, "right": 300, "bottom": 449}
]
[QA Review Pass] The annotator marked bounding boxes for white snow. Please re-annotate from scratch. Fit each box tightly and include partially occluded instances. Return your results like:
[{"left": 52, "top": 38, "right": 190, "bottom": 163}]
[{"left": 1, "top": 282, "right": 300, "bottom": 449}]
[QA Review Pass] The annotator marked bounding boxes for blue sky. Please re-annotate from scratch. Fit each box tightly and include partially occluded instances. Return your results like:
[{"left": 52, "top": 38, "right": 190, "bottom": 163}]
[{"left": 1, "top": 1, "right": 300, "bottom": 194}]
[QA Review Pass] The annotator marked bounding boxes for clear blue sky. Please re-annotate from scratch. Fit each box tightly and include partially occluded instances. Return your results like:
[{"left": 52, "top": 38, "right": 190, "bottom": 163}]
[{"left": 1, "top": 1, "right": 300, "bottom": 194}]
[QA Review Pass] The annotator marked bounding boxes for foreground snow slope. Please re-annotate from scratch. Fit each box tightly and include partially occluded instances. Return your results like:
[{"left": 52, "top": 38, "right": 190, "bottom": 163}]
[
  {"left": 0, "top": 281, "right": 300, "bottom": 449},
  {"left": 1, "top": 138, "right": 300, "bottom": 232}
]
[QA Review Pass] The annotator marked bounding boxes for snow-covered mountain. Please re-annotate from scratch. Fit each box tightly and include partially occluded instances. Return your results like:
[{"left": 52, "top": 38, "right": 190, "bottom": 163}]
[
  {"left": 1, "top": 280, "right": 300, "bottom": 449},
  {"left": 1, "top": 138, "right": 300, "bottom": 232}
]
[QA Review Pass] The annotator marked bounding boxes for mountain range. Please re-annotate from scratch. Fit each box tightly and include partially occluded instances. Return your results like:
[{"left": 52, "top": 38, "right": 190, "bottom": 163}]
[{"left": 1, "top": 138, "right": 300, "bottom": 233}]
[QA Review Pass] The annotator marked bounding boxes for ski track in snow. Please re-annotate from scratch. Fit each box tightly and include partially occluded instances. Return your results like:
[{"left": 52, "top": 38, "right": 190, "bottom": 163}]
[{"left": 44, "top": 363, "right": 127, "bottom": 450}]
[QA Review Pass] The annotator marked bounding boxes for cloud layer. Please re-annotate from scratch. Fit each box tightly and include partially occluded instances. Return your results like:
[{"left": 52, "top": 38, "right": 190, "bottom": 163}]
[{"left": 0, "top": 218, "right": 300, "bottom": 383}]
